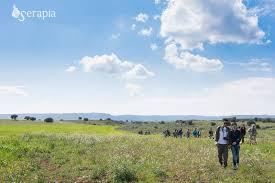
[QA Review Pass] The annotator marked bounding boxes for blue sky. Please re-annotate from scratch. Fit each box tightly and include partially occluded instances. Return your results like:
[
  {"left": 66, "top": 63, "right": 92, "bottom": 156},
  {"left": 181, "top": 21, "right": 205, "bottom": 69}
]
[{"left": 0, "top": 0, "right": 274, "bottom": 115}]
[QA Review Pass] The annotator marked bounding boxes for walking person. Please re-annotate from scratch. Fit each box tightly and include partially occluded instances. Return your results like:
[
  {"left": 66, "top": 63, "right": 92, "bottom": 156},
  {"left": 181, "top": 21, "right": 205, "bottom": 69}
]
[
  {"left": 230, "top": 122, "right": 241, "bottom": 170},
  {"left": 248, "top": 124, "right": 257, "bottom": 145},
  {"left": 240, "top": 124, "right": 246, "bottom": 144},
  {"left": 215, "top": 121, "right": 231, "bottom": 168},
  {"left": 186, "top": 129, "right": 191, "bottom": 138}
]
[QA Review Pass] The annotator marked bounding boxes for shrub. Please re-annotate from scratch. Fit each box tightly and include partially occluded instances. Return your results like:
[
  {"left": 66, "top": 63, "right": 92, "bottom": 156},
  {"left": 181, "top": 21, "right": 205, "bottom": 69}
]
[
  {"left": 30, "top": 117, "right": 36, "bottom": 121},
  {"left": 83, "top": 118, "right": 89, "bottom": 121},
  {"left": 256, "top": 124, "right": 261, "bottom": 129},
  {"left": 114, "top": 165, "right": 137, "bottom": 183},
  {"left": 210, "top": 122, "right": 216, "bottom": 126},
  {"left": 44, "top": 118, "right": 54, "bottom": 123}
]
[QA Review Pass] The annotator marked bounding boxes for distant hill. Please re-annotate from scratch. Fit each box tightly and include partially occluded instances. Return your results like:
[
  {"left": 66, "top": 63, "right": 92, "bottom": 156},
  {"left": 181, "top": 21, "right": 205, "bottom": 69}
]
[{"left": 0, "top": 113, "right": 274, "bottom": 122}]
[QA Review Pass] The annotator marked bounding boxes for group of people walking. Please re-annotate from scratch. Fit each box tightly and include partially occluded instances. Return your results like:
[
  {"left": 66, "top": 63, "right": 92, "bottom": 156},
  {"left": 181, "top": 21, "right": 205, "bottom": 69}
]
[
  {"left": 215, "top": 121, "right": 257, "bottom": 170},
  {"left": 163, "top": 128, "right": 201, "bottom": 138},
  {"left": 162, "top": 121, "right": 258, "bottom": 170}
]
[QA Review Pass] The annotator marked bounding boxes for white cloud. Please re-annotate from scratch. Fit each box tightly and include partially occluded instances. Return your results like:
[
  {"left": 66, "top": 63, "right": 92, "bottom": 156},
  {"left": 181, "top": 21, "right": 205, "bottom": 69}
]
[
  {"left": 131, "top": 24, "right": 136, "bottom": 30},
  {"left": 160, "top": 0, "right": 265, "bottom": 50},
  {"left": 135, "top": 77, "right": 275, "bottom": 115},
  {"left": 0, "top": 86, "right": 28, "bottom": 96},
  {"left": 135, "top": 13, "right": 149, "bottom": 23},
  {"left": 138, "top": 27, "right": 153, "bottom": 37},
  {"left": 79, "top": 53, "right": 154, "bottom": 80},
  {"left": 111, "top": 33, "right": 120, "bottom": 39},
  {"left": 248, "top": 0, "right": 275, "bottom": 17},
  {"left": 164, "top": 43, "right": 223, "bottom": 72},
  {"left": 125, "top": 83, "right": 143, "bottom": 97},
  {"left": 66, "top": 66, "right": 77, "bottom": 73},
  {"left": 150, "top": 43, "right": 158, "bottom": 51},
  {"left": 240, "top": 59, "right": 272, "bottom": 72}
]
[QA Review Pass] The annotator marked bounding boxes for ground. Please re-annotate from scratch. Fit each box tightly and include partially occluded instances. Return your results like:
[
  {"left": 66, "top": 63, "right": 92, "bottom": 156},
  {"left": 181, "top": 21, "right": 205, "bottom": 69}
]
[{"left": 0, "top": 120, "right": 274, "bottom": 182}]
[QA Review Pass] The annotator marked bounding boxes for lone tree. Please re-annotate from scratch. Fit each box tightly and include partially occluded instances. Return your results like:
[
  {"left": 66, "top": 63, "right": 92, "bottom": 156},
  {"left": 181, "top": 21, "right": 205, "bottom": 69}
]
[
  {"left": 24, "top": 116, "right": 31, "bottom": 120},
  {"left": 44, "top": 118, "right": 54, "bottom": 123},
  {"left": 11, "top": 114, "right": 18, "bottom": 120},
  {"left": 30, "top": 117, "right": 36, "bottom": 121},
  {"left": 78, "top": 117, "right": 82, "bottom": 120},
  {"left": 83, "top": 118, "right": 89, "bottom": 121}
]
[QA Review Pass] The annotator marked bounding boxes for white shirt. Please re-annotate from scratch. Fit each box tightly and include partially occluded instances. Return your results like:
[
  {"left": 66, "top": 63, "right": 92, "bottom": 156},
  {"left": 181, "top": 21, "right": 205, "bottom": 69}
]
[{"left": 218, "top": 127, "right": 228, "bottom": 144}]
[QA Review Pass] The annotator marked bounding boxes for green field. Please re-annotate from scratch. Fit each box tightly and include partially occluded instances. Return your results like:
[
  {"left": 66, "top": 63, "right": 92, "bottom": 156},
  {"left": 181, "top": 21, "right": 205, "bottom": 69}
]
[{"left": 0, "top": 120, "right": 274, "bottom": 182}]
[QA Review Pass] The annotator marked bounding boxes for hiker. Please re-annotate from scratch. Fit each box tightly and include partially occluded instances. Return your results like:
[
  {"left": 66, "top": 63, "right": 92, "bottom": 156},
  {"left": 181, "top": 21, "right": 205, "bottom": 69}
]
[
  {"left": 186, "top": 129, "right": 191, "bottom": 138},
  {"left": 163, "top": 129, "right": 171, "bottom": 137},
  {"left": 240, "top": 124, "right": 246, "bottom": 144},
  {"left": 192, "top": 128, "right": 198, "bottom": 137},
  {"left": 178, "top": 128, "right": 183, "bottom": 138},
  {"left": 230, "top": 122, "right": 241, "bottom": 170},
  {"left": 215, "top": 121, "right": 231, "bottom": 168},
  {"left": 173, "top": 129, "right": 178, "bottom": 138},
  {"left": 248, "top": 124, "right": 257, "bottom": 145},
  {"left": 209, "top": 128, "right": 214, "bottom": 139}
]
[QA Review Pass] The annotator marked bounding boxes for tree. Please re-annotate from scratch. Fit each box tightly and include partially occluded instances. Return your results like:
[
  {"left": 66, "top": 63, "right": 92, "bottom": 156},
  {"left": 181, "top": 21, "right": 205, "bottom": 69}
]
[
  {"left": 30, "top": 117, "right": 36, "bottom": 121},
  {"left": 44, "top": 118, "right": 54, "bottom": 123},
  {"left": 83, "top": 118, "right": 89, "bottom": 121},
  {"left": 24, "top": 116, "right": 31, "bottom": 120},
  {"left": 11, "top": 114, "right": 18, "bottom": 120},
  {"left": 78, "top": 117, "right": 82, "bottom": 120}
]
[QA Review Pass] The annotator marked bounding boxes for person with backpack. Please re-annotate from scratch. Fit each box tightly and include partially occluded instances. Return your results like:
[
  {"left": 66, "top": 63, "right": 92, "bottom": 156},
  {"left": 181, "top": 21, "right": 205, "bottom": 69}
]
[
  {"left": 192, "top": 128, "right": 198, "bottom": 137},
  {"left": 229, "top": 122, "right": 241, "bottom": 170},
  {"left": 215, "top": 121, "right": 231, "bottom": 168},
  {"left": 248, "top": 124, "right": 257, "bottom": 145}
]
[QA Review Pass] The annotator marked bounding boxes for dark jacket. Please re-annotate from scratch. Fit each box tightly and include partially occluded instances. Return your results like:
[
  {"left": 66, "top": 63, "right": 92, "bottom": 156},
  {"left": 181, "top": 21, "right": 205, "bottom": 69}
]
[
  {"left": 230, "top": 129, "right": 241, "bottom": 145},
  {"left": 240, "top": 127, "right": 246, "bottom": 136},
  {"left": 215, "top": 126, "right": 231, "bottom": 144}
]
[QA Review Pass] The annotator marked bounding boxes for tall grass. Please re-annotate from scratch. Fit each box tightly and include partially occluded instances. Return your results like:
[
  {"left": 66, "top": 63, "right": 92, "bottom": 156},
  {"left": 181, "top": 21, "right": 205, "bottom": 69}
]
[{"left": 0, "top": 132, "right": 274, "bottom": 182}]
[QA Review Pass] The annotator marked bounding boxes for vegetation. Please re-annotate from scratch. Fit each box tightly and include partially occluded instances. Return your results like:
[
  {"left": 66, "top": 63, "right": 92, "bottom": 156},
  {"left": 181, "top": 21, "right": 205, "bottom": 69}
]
[{"left": 0, "top": 120, "right": 274, "bottom": 182}]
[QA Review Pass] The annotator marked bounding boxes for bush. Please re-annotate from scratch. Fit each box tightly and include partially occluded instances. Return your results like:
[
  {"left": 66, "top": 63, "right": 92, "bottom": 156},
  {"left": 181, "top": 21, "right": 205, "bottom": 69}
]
[
  {"left": 210, "top": 122, "right": 216, "bottom": 126},
  {"left": 44, "top": 118, "right": 54, "bottom": 123},
  {"left": 30, "top": 117, "right": 36, "bottom": 121},
  {"left": 83, "top": 118, "right": 89, "bottom": 121},
  {"left": 114, "top": 165, "right": 137, "bottom": 183},
  {"left": 256, "top": 124, "right": 261, "bottom": 129}
]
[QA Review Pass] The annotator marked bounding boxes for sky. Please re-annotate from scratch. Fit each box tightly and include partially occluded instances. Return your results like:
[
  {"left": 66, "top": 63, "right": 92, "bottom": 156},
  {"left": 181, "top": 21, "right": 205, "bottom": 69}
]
[{"left": 0, "top": 0, "right": 275, "bottom": 115}]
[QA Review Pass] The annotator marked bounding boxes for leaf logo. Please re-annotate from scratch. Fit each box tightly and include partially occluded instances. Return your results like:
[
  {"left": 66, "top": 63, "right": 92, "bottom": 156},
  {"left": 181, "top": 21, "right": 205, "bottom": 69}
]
[{"left": 12, "top": 4, "right": 21, "bottom": 19}]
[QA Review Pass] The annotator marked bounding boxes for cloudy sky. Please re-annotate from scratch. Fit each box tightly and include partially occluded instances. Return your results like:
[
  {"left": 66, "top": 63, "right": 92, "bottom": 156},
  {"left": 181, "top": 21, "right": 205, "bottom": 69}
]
[{"left": 0, "top": 0, "right": 275, "bottom": 115}]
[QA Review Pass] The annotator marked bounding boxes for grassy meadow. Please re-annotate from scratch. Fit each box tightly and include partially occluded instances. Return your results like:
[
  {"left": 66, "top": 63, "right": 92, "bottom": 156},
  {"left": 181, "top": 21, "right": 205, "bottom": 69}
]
[{"left": 0, "top": 120, "right": 274, "bottom": 182}]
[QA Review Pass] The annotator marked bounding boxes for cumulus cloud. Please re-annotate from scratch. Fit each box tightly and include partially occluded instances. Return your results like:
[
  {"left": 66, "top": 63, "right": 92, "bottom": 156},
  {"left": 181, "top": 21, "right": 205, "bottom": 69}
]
[
  {"left": 160, "top": 0, "right": 265, "bottom": 50},
  {"left": 0, "top": 86, "right": 28, "bottom": 96},
  {"left": 125, "top": 83, "right": 143, "bottom": 97},
  {"left": 138, "top": 27, "right": 153, "bottom": 37},
  {"left": 66, "top": 66, "right": 77, "bottom": 73},
  {"left": 138, "top": 77, "right": 275, "bottom": 115},
  {"left": 79, "top": 53, "right": 154, "bottom": 80},
  {"left": 164, "top": 43, "right": 223, "bottom": 72},
  {"left": 135, "top": 13, "right": 149, "bottom": 23}
]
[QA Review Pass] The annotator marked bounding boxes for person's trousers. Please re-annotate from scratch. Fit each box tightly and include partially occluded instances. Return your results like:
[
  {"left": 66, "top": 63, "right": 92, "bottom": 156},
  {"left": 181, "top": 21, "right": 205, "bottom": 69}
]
[
  {"left": 231, "top": 145, "right": 240, "bottom": 166},
  {"left": 241, "top": 135, "right": 245, "bottom": 143},
  {"left": 217, "top": 144, "right": 228, "bottom": 167}
]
